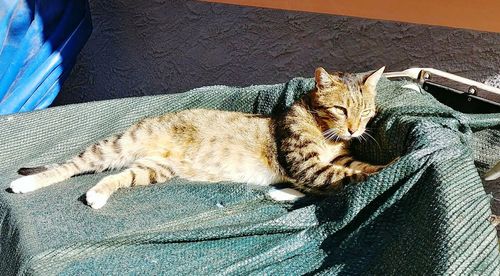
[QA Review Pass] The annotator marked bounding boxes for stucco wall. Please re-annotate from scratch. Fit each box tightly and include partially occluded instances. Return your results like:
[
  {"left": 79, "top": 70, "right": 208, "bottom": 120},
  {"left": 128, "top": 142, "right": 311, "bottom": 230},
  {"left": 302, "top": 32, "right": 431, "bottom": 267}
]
[{"left": 55, "top": 0, "right": 500, "bottom": 105}]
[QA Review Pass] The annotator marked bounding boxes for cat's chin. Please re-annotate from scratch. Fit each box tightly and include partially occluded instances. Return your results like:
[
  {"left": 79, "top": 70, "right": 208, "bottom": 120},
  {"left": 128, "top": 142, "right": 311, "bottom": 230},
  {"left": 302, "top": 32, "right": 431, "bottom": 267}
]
[
  {"left": 339, "top": 136, "right": 353, "bottom": 141},
  {"left": 339, "top": 133, "right": 366, "bottom": 141}
]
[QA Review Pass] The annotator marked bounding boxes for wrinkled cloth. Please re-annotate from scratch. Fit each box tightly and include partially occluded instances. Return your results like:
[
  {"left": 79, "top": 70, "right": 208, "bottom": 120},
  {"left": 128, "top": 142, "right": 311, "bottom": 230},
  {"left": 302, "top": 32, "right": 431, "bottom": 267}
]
[{"left": 0, "top": 78, "right": 498, "bottom": 275}]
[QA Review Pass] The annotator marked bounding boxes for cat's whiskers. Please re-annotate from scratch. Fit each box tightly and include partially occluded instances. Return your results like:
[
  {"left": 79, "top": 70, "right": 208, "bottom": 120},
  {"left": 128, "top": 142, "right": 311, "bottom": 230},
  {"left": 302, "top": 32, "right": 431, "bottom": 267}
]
[
  {"left": 328, "top": 133, "right": 339, "bottom": 141},
  {"left": 362, "top": 130, "right": 381, "bottom": 150},
  {"left": 323, "top": 127, "right": 343, "bottom": 142},
  {"left": 322, "top": 128, "right": 332, "bottom": 134},
  {"left": 322, "top": 128, "right": 334, "bottom": 136},
  {"left": 322, "top": 128, "right": 335, "bottom": 138},
  {"left": 326, "top": 133, "right": 336, "bottom": 141}
]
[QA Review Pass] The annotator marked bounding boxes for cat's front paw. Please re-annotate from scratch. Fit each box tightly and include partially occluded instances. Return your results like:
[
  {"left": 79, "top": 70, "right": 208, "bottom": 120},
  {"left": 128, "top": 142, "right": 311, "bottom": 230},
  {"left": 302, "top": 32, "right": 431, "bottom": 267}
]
[
  {"left": 364, "top": 165, "right": 386, "bottom": 175},
  {"left": 10, "top": 176, "right": 40, "bottom": 193},
  {"left": 350, "top": 172, "right": 369, "bottom": 182},
  {"left": 362, "top": 157, "right": 400, "bottom": 175},
  {"left": 85, "top": 189, "right": 109, "bottom": 209}
]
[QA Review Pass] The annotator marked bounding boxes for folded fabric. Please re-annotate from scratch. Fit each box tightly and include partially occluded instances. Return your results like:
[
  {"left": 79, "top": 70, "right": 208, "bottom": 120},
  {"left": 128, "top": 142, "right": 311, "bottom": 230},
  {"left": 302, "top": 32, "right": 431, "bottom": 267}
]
[{"left": 0, "top": 77, "right": 498, "bottom": 275}]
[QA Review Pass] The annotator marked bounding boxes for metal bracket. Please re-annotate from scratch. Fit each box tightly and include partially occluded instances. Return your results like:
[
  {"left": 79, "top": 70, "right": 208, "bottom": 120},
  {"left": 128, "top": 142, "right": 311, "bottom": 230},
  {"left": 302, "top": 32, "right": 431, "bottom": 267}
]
[{"left": 383, "top": 68, "right": 500, "bottom": 107}]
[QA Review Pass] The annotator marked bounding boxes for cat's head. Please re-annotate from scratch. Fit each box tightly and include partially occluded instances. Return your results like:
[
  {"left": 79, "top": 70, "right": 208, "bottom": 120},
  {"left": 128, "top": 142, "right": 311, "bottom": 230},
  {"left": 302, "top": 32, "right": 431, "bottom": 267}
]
[{"left": 310, "top": 66, "right": 385, "bottom": 141}]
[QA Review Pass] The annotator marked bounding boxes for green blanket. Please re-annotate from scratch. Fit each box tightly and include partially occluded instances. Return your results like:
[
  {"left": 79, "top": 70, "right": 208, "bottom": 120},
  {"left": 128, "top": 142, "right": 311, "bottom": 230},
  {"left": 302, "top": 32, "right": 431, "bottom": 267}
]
[{"left": 0, "top": 78, "right": 499, "bottom": 275}]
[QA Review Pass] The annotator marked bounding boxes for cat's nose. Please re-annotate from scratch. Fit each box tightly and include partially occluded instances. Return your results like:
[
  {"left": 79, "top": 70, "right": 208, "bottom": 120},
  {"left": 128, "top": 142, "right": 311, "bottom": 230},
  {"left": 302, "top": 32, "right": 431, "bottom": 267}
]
[{"left": 347, "top": 128, "right": 356, "bottom": 135}]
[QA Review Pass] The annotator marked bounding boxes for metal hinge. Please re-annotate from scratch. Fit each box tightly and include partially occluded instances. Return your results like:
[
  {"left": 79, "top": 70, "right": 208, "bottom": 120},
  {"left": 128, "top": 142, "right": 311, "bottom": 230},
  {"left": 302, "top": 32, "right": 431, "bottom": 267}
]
[{"left": 384, "top": 68, "right": 500, "bottom": 108}]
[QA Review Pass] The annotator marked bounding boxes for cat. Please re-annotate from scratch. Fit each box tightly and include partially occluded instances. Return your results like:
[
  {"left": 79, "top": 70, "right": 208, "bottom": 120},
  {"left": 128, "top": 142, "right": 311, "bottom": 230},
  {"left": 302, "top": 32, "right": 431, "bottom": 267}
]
[{"left": 10, "top": 66, "right": 387, "bottom": 209}]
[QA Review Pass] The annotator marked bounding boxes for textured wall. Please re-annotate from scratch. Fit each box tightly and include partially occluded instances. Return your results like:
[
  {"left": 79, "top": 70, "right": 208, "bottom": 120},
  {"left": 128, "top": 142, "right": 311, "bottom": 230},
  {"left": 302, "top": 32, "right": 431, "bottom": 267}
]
[
  {"left": 55, "top": 0, "right": 500, "bottom": 105},
  {"left": 204, "top": 0, "right": 500, "bottom": 33}
]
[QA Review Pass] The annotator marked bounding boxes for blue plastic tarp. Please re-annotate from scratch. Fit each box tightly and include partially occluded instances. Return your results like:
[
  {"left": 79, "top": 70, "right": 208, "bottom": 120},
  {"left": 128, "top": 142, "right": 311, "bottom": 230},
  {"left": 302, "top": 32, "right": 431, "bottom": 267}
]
[{"left": 0, "top": 0, "right": 92, "bottom": 115}]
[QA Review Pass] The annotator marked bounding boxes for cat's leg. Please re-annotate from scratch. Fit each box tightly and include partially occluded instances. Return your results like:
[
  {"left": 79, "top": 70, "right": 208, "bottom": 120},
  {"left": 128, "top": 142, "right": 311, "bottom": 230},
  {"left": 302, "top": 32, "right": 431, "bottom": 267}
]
[
  {"left": 291, "top": 158, "right": 366, "bottom": 192},
  {"left": 10, "top": 134, "right": 134, "bottom": 194},
  {"left": 330, "top": 155, "right": 394, "bottom": 183},
  {"left": 329, "top": 155, "right": 383, "bottom": 181},
  {"left": 85, "top": 156, "right": 175, "bottom": 209}
]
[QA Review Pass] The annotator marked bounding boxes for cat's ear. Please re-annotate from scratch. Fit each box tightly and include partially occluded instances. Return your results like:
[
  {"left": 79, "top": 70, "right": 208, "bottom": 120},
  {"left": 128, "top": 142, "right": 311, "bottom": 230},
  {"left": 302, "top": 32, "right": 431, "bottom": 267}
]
[
  {"left": 362, "top": 66, "right": 385, "bottom": 91},
  {"left": 315, "top": 67, "right": 334, "bottom": 90}
]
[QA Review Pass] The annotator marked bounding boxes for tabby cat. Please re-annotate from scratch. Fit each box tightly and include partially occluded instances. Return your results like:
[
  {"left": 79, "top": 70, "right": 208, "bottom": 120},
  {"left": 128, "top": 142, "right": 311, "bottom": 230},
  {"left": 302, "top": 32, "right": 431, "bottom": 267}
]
[{"left": 10, "top": 67, "right": 387, "bottom": 209}]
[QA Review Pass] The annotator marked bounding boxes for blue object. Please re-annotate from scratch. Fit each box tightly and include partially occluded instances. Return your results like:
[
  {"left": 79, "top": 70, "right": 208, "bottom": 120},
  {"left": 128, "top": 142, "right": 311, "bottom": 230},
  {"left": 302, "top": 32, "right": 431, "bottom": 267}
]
[{"left": 0, "top": 0, "right": 92, "bottom": 115}]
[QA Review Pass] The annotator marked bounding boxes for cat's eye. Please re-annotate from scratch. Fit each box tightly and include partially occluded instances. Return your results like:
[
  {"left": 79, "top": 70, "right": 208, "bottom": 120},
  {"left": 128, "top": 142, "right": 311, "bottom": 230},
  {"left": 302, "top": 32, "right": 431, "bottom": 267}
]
[
  {"left": 361, "top": 109, "right": 372, "bottom": 117},
  {"left": 331, "top": 106, "right": 348, "bottom": 116}
]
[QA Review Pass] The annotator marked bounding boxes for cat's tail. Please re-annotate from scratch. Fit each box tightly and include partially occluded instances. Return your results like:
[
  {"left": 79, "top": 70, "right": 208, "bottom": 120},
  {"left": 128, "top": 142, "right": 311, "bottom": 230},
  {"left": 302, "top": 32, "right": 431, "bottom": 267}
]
[
  {"left": 17, "top": 166, "right": 50, "bottom": 176},
  {"left": 10, "top": 133, "right": 136, "bottom": 194}
]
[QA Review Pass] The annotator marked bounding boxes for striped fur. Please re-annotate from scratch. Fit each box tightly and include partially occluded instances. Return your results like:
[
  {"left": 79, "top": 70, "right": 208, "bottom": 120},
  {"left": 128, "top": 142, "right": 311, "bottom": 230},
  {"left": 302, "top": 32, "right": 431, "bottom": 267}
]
[{"left": 10, "top": 67, "right": 387, "bottom": 208}]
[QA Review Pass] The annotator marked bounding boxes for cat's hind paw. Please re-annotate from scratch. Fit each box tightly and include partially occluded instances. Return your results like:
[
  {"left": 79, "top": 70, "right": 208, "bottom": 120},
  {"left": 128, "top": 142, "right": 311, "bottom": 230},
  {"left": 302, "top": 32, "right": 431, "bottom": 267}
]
[
  {"left": 85, "top": 190, "right": 109, "bottom": 209},
  {"left": 268, "top": 188, "right": 305, "bottom": 202},
  {"left": 10, "top": 175, "right": 40, "bottom": 193}
]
